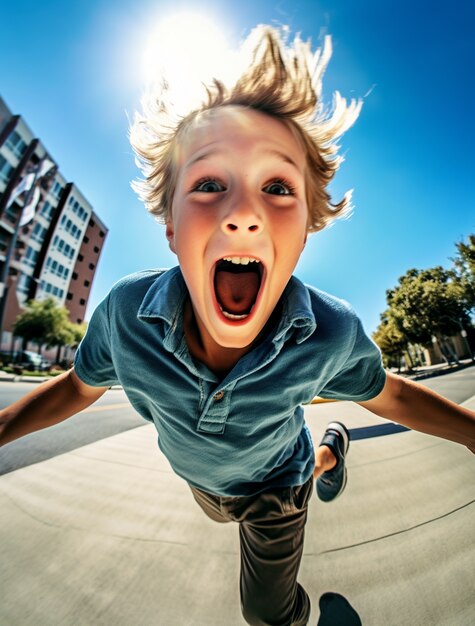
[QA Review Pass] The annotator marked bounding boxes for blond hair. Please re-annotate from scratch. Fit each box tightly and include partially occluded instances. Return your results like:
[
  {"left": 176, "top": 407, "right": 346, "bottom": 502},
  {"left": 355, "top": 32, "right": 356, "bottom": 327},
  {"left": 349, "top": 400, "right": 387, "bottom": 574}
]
[{"left": 130, "top": 25, "right": 362, "bottom": 232}]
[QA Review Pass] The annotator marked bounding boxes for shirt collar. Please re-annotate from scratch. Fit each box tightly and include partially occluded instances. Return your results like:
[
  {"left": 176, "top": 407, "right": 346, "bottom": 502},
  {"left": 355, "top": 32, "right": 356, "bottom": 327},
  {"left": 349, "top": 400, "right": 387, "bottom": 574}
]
[
  {"left": 273, "top": 275, "right": 317, "bottom": 345},
  {"left": 137, "top": 265, "right": 317, "bottom": 345},
  {"left": 138, "top": 266, "right": 187, "bottom": 327}
]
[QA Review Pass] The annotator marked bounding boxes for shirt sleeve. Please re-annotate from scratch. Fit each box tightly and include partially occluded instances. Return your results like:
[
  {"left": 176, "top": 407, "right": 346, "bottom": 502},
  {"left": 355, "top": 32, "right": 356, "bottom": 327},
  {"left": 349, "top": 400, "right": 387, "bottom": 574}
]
[
  {"left": 73, "top": 293, "right": 119, "bottom": 387},
  {"left": 319, "top": 315, "right": 386, "bottom": 401}
]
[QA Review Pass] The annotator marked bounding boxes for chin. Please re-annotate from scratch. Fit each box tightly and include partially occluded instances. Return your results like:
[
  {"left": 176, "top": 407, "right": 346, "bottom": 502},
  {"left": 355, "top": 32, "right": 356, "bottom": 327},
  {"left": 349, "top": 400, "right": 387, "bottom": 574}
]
[{"left": 212, "top": 323, "right": 261, "bottom": 349}]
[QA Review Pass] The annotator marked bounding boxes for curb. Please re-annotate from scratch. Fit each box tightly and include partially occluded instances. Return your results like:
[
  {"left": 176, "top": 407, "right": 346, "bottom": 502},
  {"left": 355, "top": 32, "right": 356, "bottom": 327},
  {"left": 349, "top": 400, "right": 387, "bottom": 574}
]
[
  {"left": 0, "top": 374, "right": 123, "bottom": 390},
  {"left": 0, "top": 374, "right": 50, "bottom": 383},
  {"left": 404, "top": 361, "right": 474, "bottom": 381}
]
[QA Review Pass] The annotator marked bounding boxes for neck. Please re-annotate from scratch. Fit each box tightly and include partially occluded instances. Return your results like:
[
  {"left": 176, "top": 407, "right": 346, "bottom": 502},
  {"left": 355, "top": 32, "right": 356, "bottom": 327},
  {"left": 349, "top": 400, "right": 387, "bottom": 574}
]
[{"left": 183, "top": 300, "right": 250, "bottom": 378}]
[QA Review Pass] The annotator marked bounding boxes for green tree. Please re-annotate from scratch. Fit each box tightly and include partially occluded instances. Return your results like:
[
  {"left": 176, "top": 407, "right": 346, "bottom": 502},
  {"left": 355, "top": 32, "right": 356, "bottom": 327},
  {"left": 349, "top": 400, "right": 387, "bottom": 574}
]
[
  {"left": 386, "top": 267, "right": 470, "bottom": 364},
  {"left": 68, "top": 321, "right": 87, "bottom": 347},
  {"left": 451, "top": 234, "right": 475, "bottom": 314},
  {"left": 48, "top": 321, "right": 87, "bottom": 364},
  {"left": 373, "top": 310, "right": 409, "bottom": 370},
  {"left": 13, "top": 298, "right": 70, "bottom": 356},
  {"left": 48, "top": 321, "right": 75, "bottom": 364}
]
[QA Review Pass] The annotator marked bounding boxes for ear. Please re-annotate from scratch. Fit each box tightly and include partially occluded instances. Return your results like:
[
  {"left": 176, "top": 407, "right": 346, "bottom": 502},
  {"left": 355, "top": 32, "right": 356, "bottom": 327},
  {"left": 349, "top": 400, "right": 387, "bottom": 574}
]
[{"left": 165, "top": 220, "right": 176, "bottom": 254}]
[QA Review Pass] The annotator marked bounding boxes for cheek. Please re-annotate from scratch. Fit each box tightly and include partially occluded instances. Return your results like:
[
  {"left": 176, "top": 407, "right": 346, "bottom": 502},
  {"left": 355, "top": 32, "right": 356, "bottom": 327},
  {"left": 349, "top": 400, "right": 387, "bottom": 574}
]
[
  {"left": 173, "top": 209, "right": 212, "bottom": 264},
  {"left": 276, "top": 208, "right": 308, "bottom": 246}
]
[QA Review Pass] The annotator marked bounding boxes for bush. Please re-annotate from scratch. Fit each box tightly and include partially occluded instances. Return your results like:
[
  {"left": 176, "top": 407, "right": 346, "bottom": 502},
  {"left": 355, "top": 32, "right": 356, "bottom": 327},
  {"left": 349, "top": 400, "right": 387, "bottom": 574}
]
[{"left": 48, "top": 369, "right": 66, "bottom": 377}]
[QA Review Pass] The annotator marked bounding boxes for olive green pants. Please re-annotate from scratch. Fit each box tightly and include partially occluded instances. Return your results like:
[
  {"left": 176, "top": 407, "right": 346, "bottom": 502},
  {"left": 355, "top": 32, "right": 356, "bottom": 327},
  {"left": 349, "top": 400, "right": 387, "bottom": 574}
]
[{"left": 190, "top": 477, "right": 313, "bottom": 626}]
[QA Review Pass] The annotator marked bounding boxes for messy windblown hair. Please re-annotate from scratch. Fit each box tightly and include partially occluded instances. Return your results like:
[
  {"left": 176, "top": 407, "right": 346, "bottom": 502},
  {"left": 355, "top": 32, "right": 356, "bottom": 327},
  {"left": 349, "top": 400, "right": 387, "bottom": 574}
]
[{"left": 130, "top": 25, "right": 362, "bottom": 232}]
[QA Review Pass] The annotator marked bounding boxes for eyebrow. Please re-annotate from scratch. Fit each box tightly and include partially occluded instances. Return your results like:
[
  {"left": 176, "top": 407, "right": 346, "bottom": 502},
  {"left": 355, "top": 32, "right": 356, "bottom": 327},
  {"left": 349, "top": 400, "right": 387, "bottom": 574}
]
[
  {"left": 264, "top": 149, "right": 302, "bottom": 171},
  {"left": 185, "top": 148, "right": 302, "bottom": 172}
]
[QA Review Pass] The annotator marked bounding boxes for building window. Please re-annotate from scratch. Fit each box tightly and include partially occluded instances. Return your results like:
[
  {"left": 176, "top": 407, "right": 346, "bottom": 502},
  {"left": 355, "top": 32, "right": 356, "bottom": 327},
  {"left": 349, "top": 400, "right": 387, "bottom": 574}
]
[
  {"left": 40, "top": 200, "right": 55, "bottom": 220},
  {"left": 5, "top": 130, "right": 28, "bottom": 159},
  {"left": 89, "top": 219, "right": 96, "bottom": 227},
  {"left": 17, "top": 272, "right": 32, "bottom": 294},
  {"left": 31, "top": 223, "right": 47, "bottom": 244},
  {"left": 78, "top": 253, "right": 84, "bottom": 262},
  {"left": 83, "top": 236, "right": 89, "bottom": 243},
  {"left": 23, "top": 246, "right": 39, "bottom": 268},
  {"left": 99, "top": 230, "right": 105, "bottom": 238},
  {"left": 71, "top": 201, "right": 88, "bottom": 222},
  {"left": 60, "top": 214, "right": 82, "bottom": 240},
  {"left": 88, "top": 262, "right": 95, "bottom": 270},
  {"left": 79, "top": 298, "right": 86, "bottom": 305},
  {"left": 52, "top": 236, "right": 74, "bottom": 260},
  {"left": 24, "top": 246, "right": 36, "bottom": 265},
  {"left": 51, "top": 181, "right": 64, "bottom": 200},
  {"left": 67, "top": 293, "right": 73, "bottom": 300},
  {"left": 84, "top": 280, "right": 90, "bottom": 287},
  {"left": 0, "top": 232, "right": 8, "bottom": 254},
  {"left": 93, "top": 245, "right": 99, "bottom": 253},
  {"left": 0, "top": 154, "right": 14, "bottom": 184},
  {"left": 72, "top": 272, "right": 78, "bottom": 280},
  {"left": 76, "top": 318, "right": 82, "bottom": 324}
]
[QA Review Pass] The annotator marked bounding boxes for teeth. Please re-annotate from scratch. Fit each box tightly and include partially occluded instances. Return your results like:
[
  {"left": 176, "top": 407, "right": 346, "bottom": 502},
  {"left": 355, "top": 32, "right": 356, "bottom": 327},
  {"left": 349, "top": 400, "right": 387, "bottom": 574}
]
[
  {"left": 222, "top": 311, "right": 249, "bottom": 320},
  {"left": 219, "top": 305, "right": 253, "bottom": 320},
  {"left": 222, "top": 257, "right": 260, "bottom": 265}
]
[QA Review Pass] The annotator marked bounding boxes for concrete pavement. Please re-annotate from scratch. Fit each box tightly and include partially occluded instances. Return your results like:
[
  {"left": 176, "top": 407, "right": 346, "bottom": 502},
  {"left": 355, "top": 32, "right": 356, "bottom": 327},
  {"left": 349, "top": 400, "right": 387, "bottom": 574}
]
[{"left": 1, "top": 399, "right": 474, "bottom": 625}]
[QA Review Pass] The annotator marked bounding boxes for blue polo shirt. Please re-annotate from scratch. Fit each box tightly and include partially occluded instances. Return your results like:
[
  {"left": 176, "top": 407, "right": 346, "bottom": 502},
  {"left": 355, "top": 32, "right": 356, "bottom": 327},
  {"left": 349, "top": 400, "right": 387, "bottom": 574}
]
[{"left": 74, "top": 266, "right": 386, "bottom": 496}]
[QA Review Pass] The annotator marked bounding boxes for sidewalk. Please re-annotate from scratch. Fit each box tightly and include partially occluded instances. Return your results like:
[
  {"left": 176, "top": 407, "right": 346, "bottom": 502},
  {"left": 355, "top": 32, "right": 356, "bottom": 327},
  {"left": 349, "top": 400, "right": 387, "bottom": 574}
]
[
  {"left": 1, "top": 398, "right": 474, "bottom": 625},
  {"left": 397, "top": 357, "right": 474, "bottom": 380},
  {"left": 2, "top": 358, "right": 473, "bottom": 385}
]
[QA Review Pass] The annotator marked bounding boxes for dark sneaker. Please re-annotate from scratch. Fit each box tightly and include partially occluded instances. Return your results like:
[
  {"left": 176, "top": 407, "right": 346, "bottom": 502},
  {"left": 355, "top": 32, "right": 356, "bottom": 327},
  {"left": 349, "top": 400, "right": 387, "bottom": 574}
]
[
  {"left": 316, "top": 422, "right": 350, "bottom": 502},
  {"left": 317, "top": 592, "right": 362, "bottom": 626}
]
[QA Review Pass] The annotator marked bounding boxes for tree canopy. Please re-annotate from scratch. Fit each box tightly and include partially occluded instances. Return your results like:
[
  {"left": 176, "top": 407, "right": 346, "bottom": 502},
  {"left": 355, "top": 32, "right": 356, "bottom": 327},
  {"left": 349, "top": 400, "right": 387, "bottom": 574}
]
[
  {"left": 13, "top": 298, "right": 86, "bottom": 357},
  {"left": 373, "top": 234, "right": 474, "bottom": 364}
]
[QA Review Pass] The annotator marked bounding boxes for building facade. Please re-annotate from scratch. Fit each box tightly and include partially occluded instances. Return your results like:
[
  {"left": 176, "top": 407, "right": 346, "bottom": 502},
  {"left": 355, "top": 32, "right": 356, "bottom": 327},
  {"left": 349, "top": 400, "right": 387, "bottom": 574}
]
[{"left": 0, "top": 96, "right": 108, "bottom": 352}]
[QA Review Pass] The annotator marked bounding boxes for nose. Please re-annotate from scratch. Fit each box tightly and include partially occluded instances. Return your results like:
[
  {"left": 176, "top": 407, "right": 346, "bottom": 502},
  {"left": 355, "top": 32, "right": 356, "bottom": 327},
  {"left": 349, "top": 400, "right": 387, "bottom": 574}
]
[{"left": 220, "top": 199, "right": 263, "bottom": 236}]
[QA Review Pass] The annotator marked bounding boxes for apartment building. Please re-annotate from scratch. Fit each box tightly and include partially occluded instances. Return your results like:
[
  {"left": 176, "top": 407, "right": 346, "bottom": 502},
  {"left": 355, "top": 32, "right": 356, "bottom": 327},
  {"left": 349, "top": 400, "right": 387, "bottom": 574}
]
[{"left": 0, "top": 96, "right": 108, "bottom": 350}]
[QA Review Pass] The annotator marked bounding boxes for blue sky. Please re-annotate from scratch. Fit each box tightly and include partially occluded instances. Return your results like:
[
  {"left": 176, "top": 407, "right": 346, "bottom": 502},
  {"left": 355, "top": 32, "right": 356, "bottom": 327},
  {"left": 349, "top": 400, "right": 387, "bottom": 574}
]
[{"left": 1, "top": 0, "right": 474, "bottom": 333}]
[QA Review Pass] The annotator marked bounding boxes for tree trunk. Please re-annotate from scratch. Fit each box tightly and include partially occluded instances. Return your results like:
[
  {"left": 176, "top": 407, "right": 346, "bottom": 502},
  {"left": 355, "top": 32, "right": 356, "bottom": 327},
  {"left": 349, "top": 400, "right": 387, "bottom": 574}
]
[
  {"left": 403, "top": 350, "right": 414, "bottom": 371},
  {"left": 435, "top": 334, "right": 455, "bottom": 364}
]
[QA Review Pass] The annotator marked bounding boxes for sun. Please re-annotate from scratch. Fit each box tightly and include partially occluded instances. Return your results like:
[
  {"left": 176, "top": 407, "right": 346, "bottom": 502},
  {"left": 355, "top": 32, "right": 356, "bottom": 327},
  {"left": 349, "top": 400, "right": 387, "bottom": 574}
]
[{"left": 141, "top": 11, "right": 237, "bottom": 112}]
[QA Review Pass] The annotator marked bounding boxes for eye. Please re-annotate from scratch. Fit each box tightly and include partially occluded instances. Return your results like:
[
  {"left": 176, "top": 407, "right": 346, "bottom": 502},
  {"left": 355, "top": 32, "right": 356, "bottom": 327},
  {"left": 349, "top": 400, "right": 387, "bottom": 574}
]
[
  {"left": 192, "top": 177, "right": 226, "bottom": 193},
  {"left": 263, "top": 178, "right": 296, "bottom": 196}
]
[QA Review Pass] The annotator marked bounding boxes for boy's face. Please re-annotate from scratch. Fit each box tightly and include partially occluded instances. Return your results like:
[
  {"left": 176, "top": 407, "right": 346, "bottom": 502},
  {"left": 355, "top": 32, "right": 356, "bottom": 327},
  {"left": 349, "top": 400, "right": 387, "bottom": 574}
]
[{"left": 166, "top": 106, "right": 308, "bottom": 350}]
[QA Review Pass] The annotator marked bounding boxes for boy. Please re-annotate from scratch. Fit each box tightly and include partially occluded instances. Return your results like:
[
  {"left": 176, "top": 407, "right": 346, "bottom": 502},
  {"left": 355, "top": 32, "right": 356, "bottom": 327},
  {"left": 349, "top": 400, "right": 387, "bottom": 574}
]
[{"left": 1, "top": 26, "right": 474, "bottom": 626}]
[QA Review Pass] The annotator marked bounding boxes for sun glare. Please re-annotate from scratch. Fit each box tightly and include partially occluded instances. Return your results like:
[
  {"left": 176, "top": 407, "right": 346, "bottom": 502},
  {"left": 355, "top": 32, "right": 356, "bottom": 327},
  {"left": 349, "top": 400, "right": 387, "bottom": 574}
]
[{"left": 141, "top": 11, "right": 237, "bottom": 112}]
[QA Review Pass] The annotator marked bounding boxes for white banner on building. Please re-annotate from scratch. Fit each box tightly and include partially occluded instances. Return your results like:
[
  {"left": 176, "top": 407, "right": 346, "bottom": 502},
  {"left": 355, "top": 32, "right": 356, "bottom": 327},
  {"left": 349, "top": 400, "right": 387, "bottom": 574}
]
[
  {"left": 37, "top": 158, "right": 55, "bottom": 179},
  {"left": 19, "top": 187, "right": 41, "bottom": 227},
  {"left": 6, "top": 157, "right": 56, "bottom": 226},
  {"left": 6, "top": 173, "right": 35, "bottom": 208}
]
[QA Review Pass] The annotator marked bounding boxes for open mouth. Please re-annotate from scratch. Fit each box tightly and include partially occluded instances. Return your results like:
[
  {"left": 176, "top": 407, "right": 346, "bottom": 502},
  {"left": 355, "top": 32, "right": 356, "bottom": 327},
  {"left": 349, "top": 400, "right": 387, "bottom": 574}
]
[{"left": 213, "top": 257, "right": 264, "bottom": 321}]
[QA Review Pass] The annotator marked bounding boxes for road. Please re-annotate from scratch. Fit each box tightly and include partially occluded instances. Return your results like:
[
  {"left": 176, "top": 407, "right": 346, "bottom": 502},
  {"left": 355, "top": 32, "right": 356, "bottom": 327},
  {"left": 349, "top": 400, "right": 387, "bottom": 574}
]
[
  {"left": 1, "top": 366, "right": 474, "bottom": 625},
  {"left": 0, "top": 385, "right": 143, "bottom": 474},
  {"left": 1, "top": 365, "right": 474, "bottom": 475}
]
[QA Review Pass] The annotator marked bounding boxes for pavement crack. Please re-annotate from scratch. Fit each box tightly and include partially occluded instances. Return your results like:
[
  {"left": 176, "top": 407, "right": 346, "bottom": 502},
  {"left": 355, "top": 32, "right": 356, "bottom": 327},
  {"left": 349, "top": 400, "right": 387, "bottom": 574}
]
[
  {"left": 350, "top": 441, "right": 444, "bottom": 469},
  {"left": 313, "top": 499, "right": 475, "bottom": 555},
  {"left": 0, "top": 485, "right": 188, "bottom": 546},
  {"left": 69, "top": 451, "right": 172, "bottom": 473}
]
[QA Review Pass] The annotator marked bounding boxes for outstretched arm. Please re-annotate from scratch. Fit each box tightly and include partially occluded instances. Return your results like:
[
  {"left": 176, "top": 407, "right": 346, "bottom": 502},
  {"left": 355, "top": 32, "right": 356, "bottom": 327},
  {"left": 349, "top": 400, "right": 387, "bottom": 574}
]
[
  {"left": 358, "top": 372, "right": 475, "bottom": 453},
  {"left": 0, "top": 369, "right": 108, "bottom": 447}
]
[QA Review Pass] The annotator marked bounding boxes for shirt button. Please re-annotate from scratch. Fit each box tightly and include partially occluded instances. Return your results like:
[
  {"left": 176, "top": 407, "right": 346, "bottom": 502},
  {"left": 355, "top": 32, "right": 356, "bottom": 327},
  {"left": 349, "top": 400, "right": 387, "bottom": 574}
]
[{"left": 213, "top": 390, "right": 225, "bottom": 401}]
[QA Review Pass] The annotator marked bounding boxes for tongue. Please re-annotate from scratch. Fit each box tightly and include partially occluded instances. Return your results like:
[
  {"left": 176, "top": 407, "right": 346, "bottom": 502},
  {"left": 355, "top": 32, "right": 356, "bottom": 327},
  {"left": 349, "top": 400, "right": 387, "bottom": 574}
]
[{"left": 215, "top": 270, "right": 260, "bottom": 315}]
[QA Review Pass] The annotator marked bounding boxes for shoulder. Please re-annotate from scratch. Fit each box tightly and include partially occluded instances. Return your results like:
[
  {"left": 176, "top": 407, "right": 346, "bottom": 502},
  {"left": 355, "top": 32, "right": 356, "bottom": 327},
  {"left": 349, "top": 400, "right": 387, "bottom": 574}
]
[
  {"left": 108, "top": 269, "right": 169, "bottom": 303},
  {"left": 305, "top": 284, "right": 359, "bottom": 337}
]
